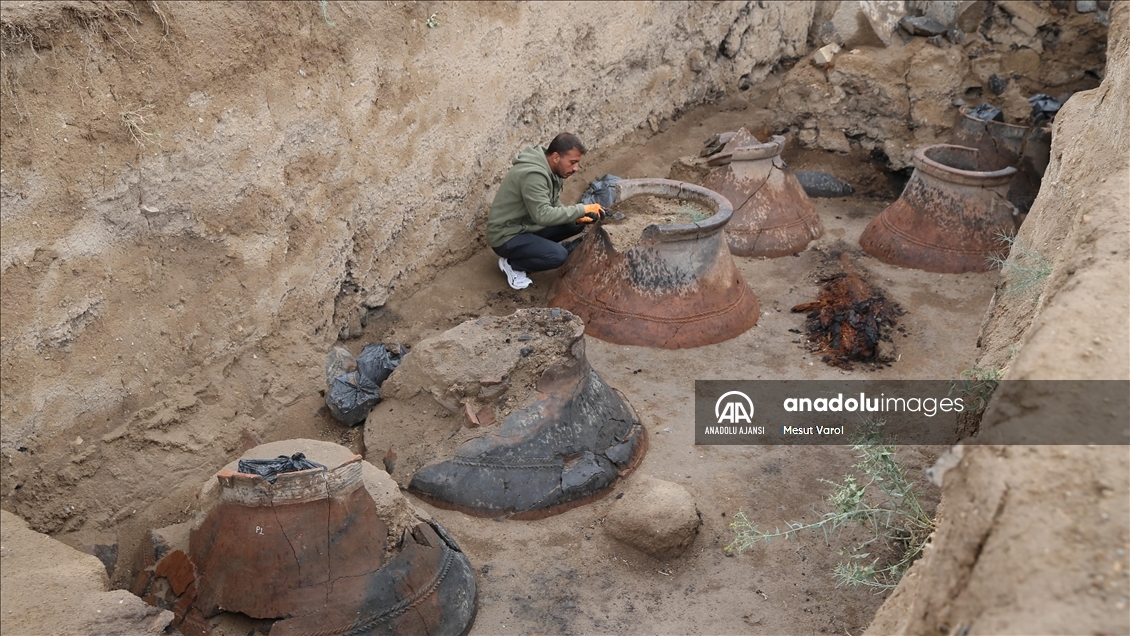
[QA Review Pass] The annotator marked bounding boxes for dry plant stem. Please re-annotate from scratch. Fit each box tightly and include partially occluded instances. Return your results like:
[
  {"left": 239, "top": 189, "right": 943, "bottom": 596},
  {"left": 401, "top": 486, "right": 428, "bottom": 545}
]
[
  {"left": 727, "top": 419, "right": 934, "bottom": 591},
  {"left": 988, "top": 231, "right": 1053, "bottom": 297},
  {"left": 120, "top": 105, "right": 158, "bottom": 148}
]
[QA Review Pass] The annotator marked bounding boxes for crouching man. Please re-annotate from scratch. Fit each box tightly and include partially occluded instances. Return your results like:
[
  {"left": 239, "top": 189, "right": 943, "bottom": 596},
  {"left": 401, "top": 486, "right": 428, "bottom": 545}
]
[{"left": 486, "top": 132, "right": 605, "bottom": 290}]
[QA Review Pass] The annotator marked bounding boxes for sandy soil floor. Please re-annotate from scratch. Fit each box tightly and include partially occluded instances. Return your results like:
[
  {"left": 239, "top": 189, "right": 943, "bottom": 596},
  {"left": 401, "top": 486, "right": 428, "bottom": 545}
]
[{"left": 339, "top": 98, "right": 997, "bottom": 635}]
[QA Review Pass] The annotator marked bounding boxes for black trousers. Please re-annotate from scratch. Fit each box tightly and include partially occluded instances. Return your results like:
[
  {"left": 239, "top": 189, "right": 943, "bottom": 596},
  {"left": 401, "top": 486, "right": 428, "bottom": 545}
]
[{"left": 492, "top": 224, "right": 584, "bottom": 273}]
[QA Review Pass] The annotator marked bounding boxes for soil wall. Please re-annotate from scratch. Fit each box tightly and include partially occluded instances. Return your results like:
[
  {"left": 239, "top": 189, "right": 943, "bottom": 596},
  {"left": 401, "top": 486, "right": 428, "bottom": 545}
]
[
  {"left": 0, "top": 0, "right": 811, "bottom": 560},
  {"left": 866, "top": 3, "right": 1130, "bottom": 633}
]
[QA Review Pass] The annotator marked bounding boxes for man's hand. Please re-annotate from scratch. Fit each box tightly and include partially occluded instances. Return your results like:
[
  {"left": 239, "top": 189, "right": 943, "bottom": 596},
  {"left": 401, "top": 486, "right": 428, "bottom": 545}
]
[{"left": 576, "top": 203, "right": 606, "bottom": 224}]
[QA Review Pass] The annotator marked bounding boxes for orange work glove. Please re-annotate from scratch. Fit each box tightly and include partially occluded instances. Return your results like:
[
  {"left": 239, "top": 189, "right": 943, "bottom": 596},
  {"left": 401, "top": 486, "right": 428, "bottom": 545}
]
[{"left": 576, "top": 203, "right": 606, "bottom": 224}]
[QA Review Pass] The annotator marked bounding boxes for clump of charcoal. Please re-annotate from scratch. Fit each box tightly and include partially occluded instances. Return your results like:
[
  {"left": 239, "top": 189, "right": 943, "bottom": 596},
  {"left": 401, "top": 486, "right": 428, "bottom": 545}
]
[{"left": 792, "top": 257, "right": 902, "bottom": 370}]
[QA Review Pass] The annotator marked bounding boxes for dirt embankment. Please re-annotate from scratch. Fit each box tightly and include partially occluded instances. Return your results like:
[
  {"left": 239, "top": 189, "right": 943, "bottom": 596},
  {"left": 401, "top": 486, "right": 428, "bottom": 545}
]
[{"left": 867, "top": 4, "right": 1130, "bottom": 634}]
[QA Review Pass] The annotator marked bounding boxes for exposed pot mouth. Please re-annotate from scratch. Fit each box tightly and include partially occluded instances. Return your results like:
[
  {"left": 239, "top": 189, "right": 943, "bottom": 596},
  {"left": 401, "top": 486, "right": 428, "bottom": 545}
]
[
  {"left": 958, "top": 107, "right": 1031, "bottom": 140},
  {"left": 613, "top": 178, "right": 733, "bottom": 243},
  {"left": 729, "top": 134, "right": 786, "bottom": 162},
  {"left": 914, "top": 144, "right": 1017, "bottom": 187}
]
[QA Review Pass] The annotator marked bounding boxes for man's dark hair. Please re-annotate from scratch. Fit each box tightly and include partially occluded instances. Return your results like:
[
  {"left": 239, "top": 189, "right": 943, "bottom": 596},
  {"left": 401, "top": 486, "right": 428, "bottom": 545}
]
[{"left": 545, "top": 132, "right": 587, "bottom": 156}]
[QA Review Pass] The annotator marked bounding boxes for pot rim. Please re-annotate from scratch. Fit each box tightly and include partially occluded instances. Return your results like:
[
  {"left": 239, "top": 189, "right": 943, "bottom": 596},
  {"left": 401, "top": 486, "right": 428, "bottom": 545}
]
[
  {"left": 613, "top": 178, "right": 733, "bottom": 243},
  {"left": 914, "top": 144, "right": 1017, "bottom": 187}
]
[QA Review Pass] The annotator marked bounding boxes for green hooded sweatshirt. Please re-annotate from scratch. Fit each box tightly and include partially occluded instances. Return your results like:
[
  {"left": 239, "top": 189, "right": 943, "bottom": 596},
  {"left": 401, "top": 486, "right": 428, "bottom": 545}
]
[{"left": 486, "top": 145, "right": 586, "bottom": 248}]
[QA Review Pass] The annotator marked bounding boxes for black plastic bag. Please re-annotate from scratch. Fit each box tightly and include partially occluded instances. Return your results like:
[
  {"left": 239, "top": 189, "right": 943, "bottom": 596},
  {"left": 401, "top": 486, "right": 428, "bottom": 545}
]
[
  {"left": 1028, "top": 94, "right": 1062, "bottom": 123},
  {"left": 357, "top": 342, "right": 407, "bottom": 386},
  {"left": 238, "top": 452, "right": 326, "bottom": 483},
  {"left": 327, "top": 371, "right": 382, "bottom": 426},
  {"left": 796, "top": 171, "right": 855, "bottom": 198},
  {"left": 581, "top": 174, "right": 621, "bottom": 209},
  {"left": 968, "top": 102, "right": 1004, "bottom": 122}
]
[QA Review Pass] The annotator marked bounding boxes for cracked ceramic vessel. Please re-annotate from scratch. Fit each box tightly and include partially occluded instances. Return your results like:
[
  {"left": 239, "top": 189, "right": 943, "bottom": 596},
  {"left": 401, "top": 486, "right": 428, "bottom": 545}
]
[
  {"left": 137, "top": 451, "right": 477, "bottom": 636},
  {"left": 951, "top": 107, "right": 1051, "bottom": 213},
  {"left": 860, "top": 144, "right": 1019, "bottom": 274},
  {"left": 547, "top": 178, "right": 759, "bottom": 349},
  {"left": 701, "top": 134, "right": 824, "bottom": 257},
  {"left": 408, "top": 310, "right": 648, "bottom": 519}
]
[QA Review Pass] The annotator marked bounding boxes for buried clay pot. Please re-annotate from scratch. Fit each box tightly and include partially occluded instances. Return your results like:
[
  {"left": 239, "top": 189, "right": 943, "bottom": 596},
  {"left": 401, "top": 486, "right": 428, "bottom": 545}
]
[
  {"left": 700, "top": 130, "right": 824, "bottom": 257},
  {"left": 859, "top": 144, "right": 1020, "bottom": 274},
  {"left": 366, "top": 308, "right": 647, "bottom": 519},
  {"left": 547, "top": 178, "right": 759, "bottom": 349},
  {"left": 131, "top": 440, "right": 476, "bottom": 636},
  {"left": 951, "top": 107, "right": 1051, "bottom": 213}
]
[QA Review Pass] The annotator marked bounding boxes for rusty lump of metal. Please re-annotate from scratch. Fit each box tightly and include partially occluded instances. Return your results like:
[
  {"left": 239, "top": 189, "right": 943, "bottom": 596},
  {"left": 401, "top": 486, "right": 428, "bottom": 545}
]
[
  {"left": 547, "top": 178, "right": 760, "bottom": 349},
  {"left": 700, "top": 128, "right": 824, "bottom": 257},
  {"left": 860, "top": 144, "right": 1020, "bottom": 274},
  {"left": 132, "top": 440, "right": 477, "bottom": 636},
  {"left": 951, "top": 107, "right": 1051, "bottom": 213}
]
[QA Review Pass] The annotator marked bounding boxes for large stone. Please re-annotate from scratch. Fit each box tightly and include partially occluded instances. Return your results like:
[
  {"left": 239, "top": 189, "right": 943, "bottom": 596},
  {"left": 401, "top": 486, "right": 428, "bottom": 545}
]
[
  {"left": 604, "top": 475, "right": 701, "bottom": 560},
  {"left": 1, "top": 510, "right": 173, "bottom": 636},
  {"left": 861, "top": 0, "right": 908, "bottom": 45},
  {"left": 830, "top": 0, "right": 888, "bottom": 47},
  {"left": 997, "top": 0, "right": 1050, "bottom": 27}
]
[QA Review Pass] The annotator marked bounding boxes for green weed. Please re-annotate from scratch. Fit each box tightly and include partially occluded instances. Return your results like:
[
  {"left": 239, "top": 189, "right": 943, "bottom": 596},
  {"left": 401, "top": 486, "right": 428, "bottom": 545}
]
[
  {"left": 952, "top": 364, "right": 1004, "bottom": 412},
  {"left": 726, "top": 419, "right": 933, "bottom": 591},
  {"left": 988, "top": 232, "right": 1052, "bottom": 297}
]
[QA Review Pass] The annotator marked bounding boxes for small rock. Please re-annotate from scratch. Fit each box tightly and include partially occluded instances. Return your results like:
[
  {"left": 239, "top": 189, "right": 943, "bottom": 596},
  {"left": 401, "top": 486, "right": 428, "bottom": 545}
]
[
  {"left": 811, "top": 42, "right": 841, "bottom": 68},
  {"left": 899, "top": 16, "right": 947, "bottom": 36},
  {"left": 926, "top": 34, "right": 945, "bottom": 47},
  {"left": 1075, "top": 0, "right": 1096, "bottom": 12},
  {"left": 989, "top": 74, "right": 1009, "bottom": 96},
  {"left": 1011, "top": 15, "right": 1039, "bottom": 37},
  {"left": 604, "top": 475, "right": 700, "bottom": 560},
  {"left": 520, "top": 347, "right": 533, "bottom": 357},
  {"left": 324, "top": 346, "right": 357, "bottom": 388},
  {"left": 816, "top": 20, "right": 836, "bottom": 45},
  {"left": 946, "top": 25, "right": 966, "bottom": 44}
]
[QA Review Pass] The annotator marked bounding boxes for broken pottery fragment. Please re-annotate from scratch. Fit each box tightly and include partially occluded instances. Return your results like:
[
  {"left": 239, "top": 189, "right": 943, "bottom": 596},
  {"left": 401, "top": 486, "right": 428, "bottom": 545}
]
[
  {"left": 366, "top": 308, "right": 647, "bottom": 518},
  {"left": 700, "top": 129, "right": 824, "bottom": 257},
  {"left": 860, "top": 144, "right": 1019, "bottom": 273},
  {"left": 133, "top": 440, "right": 476, "bottom": 636},
  {"left": 548, "top": 179, "right": 760, "bottom": 348}
]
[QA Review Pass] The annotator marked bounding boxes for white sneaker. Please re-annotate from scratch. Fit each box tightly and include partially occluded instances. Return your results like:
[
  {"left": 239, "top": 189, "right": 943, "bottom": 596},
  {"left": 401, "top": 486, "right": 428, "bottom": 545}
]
[{"left": 499, "top": 257, "right": 532, "bottom": 290}]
